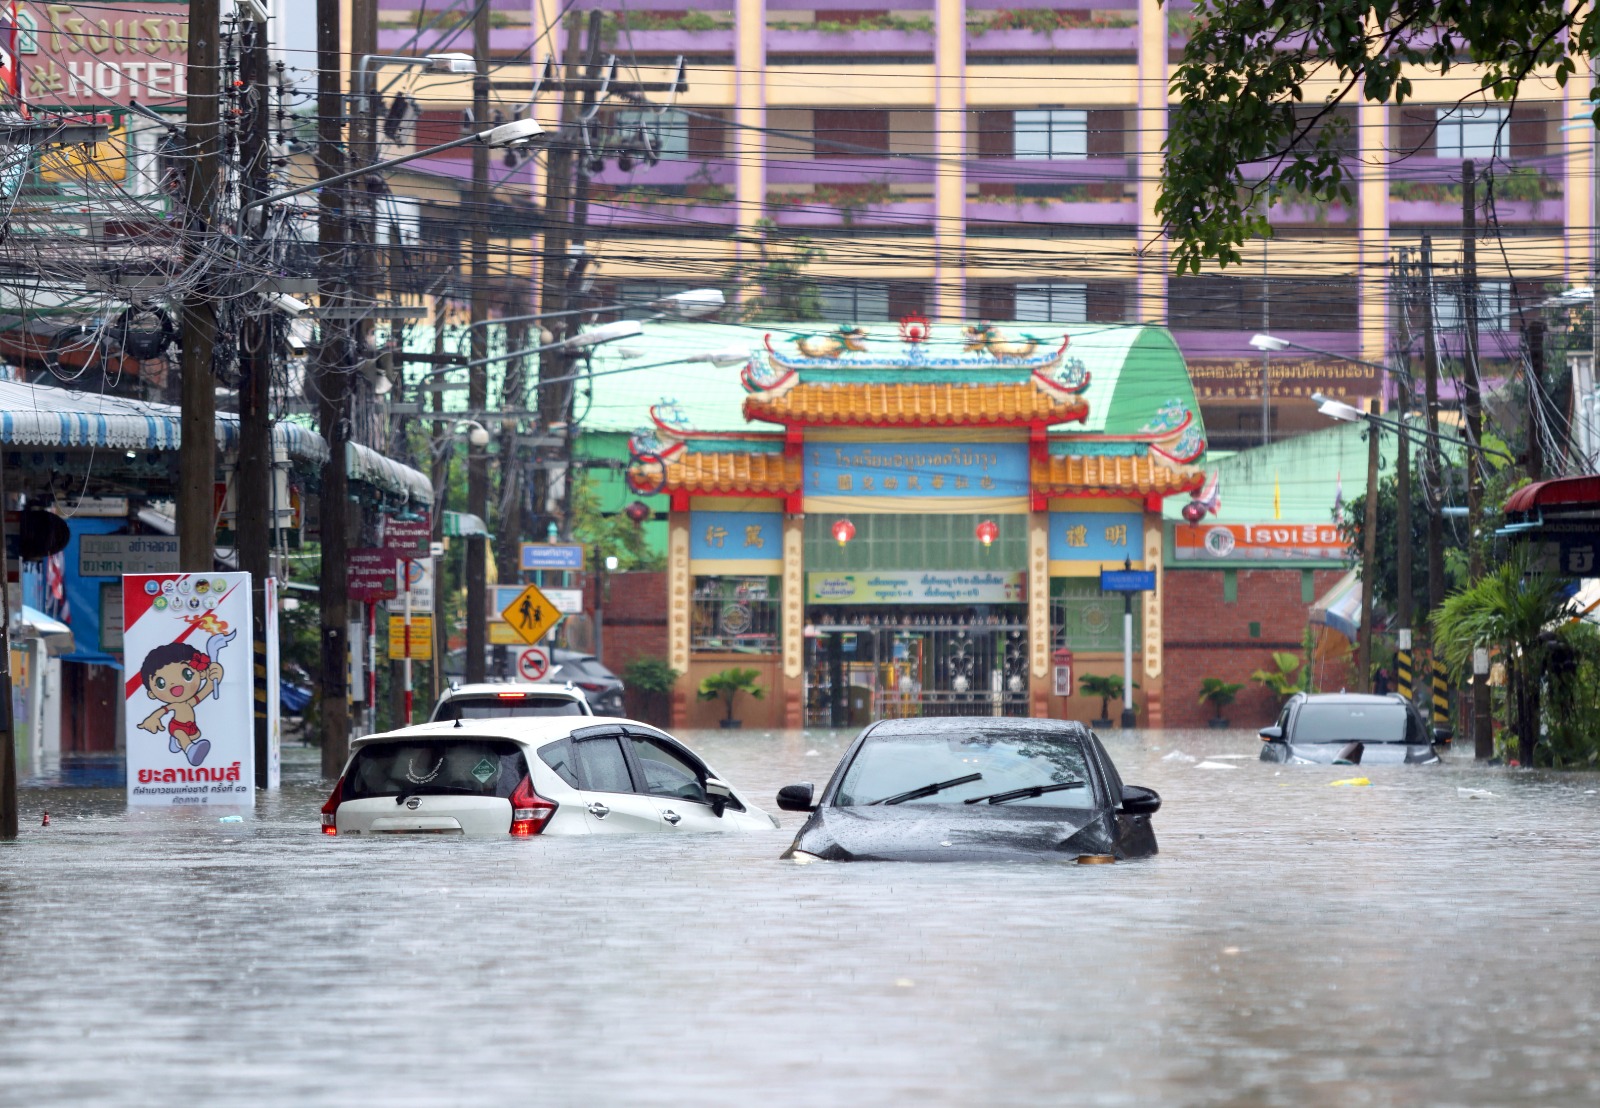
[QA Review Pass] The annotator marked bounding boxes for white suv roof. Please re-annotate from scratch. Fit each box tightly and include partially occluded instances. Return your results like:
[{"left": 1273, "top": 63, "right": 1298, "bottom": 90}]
[
  {"left": 429, "top": 681, "right": 593, "bottom": 721},
  {"left": 353, "top": 715, "right": 634, "bottom": 749}
]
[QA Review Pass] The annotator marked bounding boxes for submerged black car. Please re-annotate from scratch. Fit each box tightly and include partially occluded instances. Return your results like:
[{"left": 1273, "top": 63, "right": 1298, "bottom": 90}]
[
  {"left": 1258, "top": 692, "right": 1451, "bottom": 765},
  {"left": 776, "top": 717, "right": 1160, "bottom": 864}
]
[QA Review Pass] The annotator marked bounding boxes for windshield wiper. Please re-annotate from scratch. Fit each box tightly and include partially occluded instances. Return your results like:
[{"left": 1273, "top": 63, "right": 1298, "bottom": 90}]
[
  {"left": 870, "top": 772, "right": 982, "bottom": 806},
  {"left": 963, "top": 780, "right": 1084, "bottom": 805}
]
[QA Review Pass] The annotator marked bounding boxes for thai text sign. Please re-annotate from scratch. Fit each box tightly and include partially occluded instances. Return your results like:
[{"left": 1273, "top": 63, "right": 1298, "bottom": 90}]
[
  {"left": 1048, "top": 512, "right": 1143, "bottom": 562},
  {"left": 806, "top": 570, "right": 1026, "bottom": 605},
  {"left": 122, "top": 571, "right": 254, "bottom": 806},
  {"left": 19, "top": 1, "right": 190, "bottom": 109},
  {"left": 1186, "top": 357, "right": 1379, "bottom": 401},
  {"left": 520, "top": 542, "right": 584, "bottom": 571},
  {"left": 690, "top": 511, "right": 782, "bottom": 560},
  {"left": 806, "top": 441, "right": 1029, "bottom": 498},
  {"left": 1173, "top": 523, "right": 1347, "bottom": 561},
  {"left": 382, "top": 512, "right": 431, "bottom": 559},
  {"left": 79, "top": 533, "right": 179, "bottom": 577},
  {"left": 348, "top": 548, "right": 399, "bottom": 603}
]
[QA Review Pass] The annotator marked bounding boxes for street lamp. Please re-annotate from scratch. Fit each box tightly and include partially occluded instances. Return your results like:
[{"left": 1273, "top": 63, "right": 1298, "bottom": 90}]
[
  {"left": 455, "top": 288, "right": 728, "bottom": 350},
  {"left": 355, "top": 52, "right": 476, "bottom": 114},
  {"left": 1310, "top": 391, "right": 1513, "bottom": 462}
]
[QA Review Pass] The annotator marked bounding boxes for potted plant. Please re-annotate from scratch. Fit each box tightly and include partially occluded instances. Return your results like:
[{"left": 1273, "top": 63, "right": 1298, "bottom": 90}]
[
  {"left": 623, "top": 655, "right": 680, "bottom": 726},
  {"left": 1198, "top": 677, "right": 1244, "bottom": 729},
  {"left": 1079, "top": 673, "right": 1134, "bottom": 728},
  {"left": 1250, "top": 651, "right": 1305, "bottom": 708},
  {"left": 697, "top": 667, "right": 764, "bottom": 728}
]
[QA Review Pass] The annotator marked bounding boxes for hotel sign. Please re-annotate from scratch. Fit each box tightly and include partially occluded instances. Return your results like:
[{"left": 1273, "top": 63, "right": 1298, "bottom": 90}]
[
  {"left": 806, "top": 570, "right": 1026, "bottom": 605},
  {"left": 806, "top": 441, "right": 1030, "bottom": 498},
  {"left": 18, "top": 1, "right": 190, "bottom": 109}
]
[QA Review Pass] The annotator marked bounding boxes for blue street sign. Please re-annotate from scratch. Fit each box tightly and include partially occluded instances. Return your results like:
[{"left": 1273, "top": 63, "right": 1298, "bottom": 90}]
[
  {"left": 520, "top": 542, "right": 585, "bottom": 571},
  {"left": 1100, "top": 569, "right": 1156, "bottom": 593}
]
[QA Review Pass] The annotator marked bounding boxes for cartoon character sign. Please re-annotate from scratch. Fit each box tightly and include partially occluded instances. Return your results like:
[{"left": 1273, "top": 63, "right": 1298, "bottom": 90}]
[
  {"left": 134, "top": 629, "right": 236, "bottom": 766},
  {"left": 123, "top": 572, "right": 256, "bottom": 807}
]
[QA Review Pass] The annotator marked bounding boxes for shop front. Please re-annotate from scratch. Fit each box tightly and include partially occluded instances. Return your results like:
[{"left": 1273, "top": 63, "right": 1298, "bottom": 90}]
[{"left": 627, "top": 320, "right": 1209, "bottom": 729}]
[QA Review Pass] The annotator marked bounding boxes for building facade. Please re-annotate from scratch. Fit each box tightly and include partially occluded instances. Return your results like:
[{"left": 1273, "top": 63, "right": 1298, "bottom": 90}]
[
  {"left": 621, "top": 319, "right": 1206, "bottom": 728},
  {"left": 384, "top": 0, "right": 1589, "bottom": 450}
]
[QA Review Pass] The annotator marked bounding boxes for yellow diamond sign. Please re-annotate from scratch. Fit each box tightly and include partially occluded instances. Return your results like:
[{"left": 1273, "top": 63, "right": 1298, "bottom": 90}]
[{"left": 499, "top": 582, "right": 561, "bottom": 644}]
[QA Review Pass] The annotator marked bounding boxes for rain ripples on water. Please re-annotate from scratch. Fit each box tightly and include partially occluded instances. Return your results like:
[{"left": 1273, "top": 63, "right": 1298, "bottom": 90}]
[{"left": 4, "top": 728, "right": 1600, "bottom": 1106}]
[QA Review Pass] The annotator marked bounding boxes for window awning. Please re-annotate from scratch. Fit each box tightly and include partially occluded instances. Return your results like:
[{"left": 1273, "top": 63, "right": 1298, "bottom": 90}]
[
  {"left": 0, "top": 378, "right": 327, "bottom": 464},
  {"left": 1504, "top": 475, "right": 1600, "bottom": 517},
  {"left": 346, "top": 442, "right": 433, "bottom": 506},
  {"left": 442, "top": 510, "right": 488, "bottom": 537}
]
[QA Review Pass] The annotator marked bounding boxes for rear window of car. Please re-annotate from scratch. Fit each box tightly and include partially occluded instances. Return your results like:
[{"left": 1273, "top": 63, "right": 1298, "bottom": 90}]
[
  {"left": 343, "top": 739, "right": 528, "bottom": 801},
  {"left": 1293, "top": 702, "right": 1411, "bottom": 743},
  {"left": 434, "top": 695, "right": 585, "bottom": 720}
]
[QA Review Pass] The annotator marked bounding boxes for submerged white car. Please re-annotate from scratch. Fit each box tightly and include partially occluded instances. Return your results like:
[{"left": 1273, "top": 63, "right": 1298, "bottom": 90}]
[{"left": 321, "top": 718, "right": 777, "bottom": 838}]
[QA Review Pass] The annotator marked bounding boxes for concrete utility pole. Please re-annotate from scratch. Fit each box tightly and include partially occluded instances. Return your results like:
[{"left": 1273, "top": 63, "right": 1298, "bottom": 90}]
[
  {"left": 1419, "top": 235, "right": 1450, "bottom": 731},
  {"left": 1526, "top": 320, "right": 1546, "bottom": 482},
  {"left": 1462, "top": 161, "right": 1492, "bottom": 759},
  {"left": 236, "top": 10, "right": 275, "bottom": 787},
  {"left": 0, "top": 452, "right": 15, "bottom": 839},
  {"left": 1358, "top": 399, "right": 1381, "bottom": 693},
  {"left": 176, "top": 0, "right": 221, "bottom": 571},
  {"left": 464, "top": 1, "right": 491, "bottom": 684},
  {"left": 315, "top": 0, "right": 352, "bottom": 776},
  {"left": 1393, "top": 257, "right": 1414, "bottom": 700}
]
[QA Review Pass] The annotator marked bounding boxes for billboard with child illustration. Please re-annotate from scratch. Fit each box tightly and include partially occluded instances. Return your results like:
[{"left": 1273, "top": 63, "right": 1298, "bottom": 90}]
[{"left": 123, "top": 572, "right": 254, "bottom": 806}]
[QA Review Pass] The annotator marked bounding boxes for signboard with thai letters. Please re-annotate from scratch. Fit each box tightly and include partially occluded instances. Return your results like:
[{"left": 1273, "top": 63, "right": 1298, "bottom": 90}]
[
  {"left": 1172, "top": 523, "right": 1347, "bottom": 562},
  {"left": 17, "top": 1, "right": 190, "bottom": 109},
  {"left": 79, "top": 534, "right": 179, "bottom": 577}
]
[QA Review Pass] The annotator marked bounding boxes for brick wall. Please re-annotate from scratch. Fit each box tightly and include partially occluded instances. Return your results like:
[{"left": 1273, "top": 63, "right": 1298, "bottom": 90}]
[
  {"left": 1163, "top": 567, "right": 1349, "bottom": 729},
  {"left": 588, "top": 571, "right": 668, "bottom": 682}
]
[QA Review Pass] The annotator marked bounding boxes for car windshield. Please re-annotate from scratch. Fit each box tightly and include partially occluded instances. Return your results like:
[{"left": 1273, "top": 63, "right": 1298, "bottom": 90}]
[
  {"left": 834, "top": 730, "right": 1096, "bottom": 809},
  {"left": 1293, "top": 702, "right": 1410, "bottom": 743},
  {"left": 434, "top": 695, "right": 585, "bottom": 720},
  {"left": 343, "top": 739, "right": 527, "bottom": 801}
]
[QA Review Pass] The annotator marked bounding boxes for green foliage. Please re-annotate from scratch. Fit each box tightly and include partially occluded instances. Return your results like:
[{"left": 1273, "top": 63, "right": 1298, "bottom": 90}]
[
  {"left": 969, "top": 9, "right": 1136, "bottom": 35},
  {"left": 735, "top": 219, "right": 827, "bottom": 323},
  {"left": 697, "top": 666, "right": 765, "bottom": 723},
  {"left": 1251, "top": 651, "right": 1304, "bottom": 701},
  {"left": 1389, "top": 167, "right": 1558, "bottom": 205},
  {"left": 1160, "top": 0, "right": 1594, "bottom": 273},
  {"left": 770, "top": 14, "right": 934, "bottom": 33},
  {"left": 624, "top": 656, "right": 680, "bottom": 696},
  {"left": 1079, "top": 672, "right": 1135, "bottom": 718},
  {"left": 569, "top": 474, "right": 663, "bottom": 572},
  {"left": 1431, "top": 553, "right": 1570, "bottom": 765},
  {"left": 1340, "top": 452, "right": 1465, "bottom": 622},
  {"left": 1541, "top": 623, "right": 1600, "bottom": 769},
  {"left": 1198, "top": 677, "right": 1245, "bottom": 717}
]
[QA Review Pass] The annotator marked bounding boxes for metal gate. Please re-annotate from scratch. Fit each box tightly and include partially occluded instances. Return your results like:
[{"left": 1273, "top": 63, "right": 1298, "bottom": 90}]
[{"left": 803, "top": 616, "right": 1029, "bottom": 726}]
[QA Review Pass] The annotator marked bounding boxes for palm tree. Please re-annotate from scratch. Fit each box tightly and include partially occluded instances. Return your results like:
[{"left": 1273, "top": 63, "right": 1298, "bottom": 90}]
[
  {"left": 1251, "top": 652, "right": 1304, "bottom": 704},
  {"left": 1079, "top": 673, "right": 1133, "bottom": 722},
  {"left": 1198, "top": 677, "right": 1245, "bottom": 724},
  {"left": 1431, "top": 556, "right": 1570, "bottom": 766},
  {"left": 697, "top": 667, "right": 765, "bottom": 726}
]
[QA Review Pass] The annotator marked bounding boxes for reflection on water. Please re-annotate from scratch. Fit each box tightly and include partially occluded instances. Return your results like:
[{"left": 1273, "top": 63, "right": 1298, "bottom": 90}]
[{"left": 4, "top": 728, "right": 1600, "bottom": 1106}]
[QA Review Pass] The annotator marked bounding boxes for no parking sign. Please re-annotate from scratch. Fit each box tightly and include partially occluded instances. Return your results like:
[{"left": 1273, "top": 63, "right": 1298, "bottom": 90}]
[{"left": 517, "top": 646, "right": 551, "bottom": 682}]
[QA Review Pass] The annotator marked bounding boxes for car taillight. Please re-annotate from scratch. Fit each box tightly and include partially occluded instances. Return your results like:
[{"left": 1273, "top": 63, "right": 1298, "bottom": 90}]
[
  {"left": 575, "top": 681, "right": 604, "bottom": 693},
  {"left": 496, "top": 692, "right": 527, "bottom": 699},
  {"left": 508, "top": 774, "right": 557, "bottom": 836},
  {"left": 320, "top": 775, "right": 344, "bottom": 835}
]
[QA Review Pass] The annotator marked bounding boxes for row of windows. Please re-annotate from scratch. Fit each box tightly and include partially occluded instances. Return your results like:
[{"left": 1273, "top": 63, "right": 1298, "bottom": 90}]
[{"left": 598, "top": 104, "right": 1535, "bottom": 162}]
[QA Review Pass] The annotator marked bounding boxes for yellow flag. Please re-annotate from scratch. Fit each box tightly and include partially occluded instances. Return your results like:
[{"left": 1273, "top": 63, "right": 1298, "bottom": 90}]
[{"left": 1273, "top": 471, "right": 1282, "bottom": 520}]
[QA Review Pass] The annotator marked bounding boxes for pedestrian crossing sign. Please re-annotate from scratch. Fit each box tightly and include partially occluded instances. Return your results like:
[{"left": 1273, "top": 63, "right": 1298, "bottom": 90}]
[{"left": 499, "top": 582, "right": 560, "bottom": 645}]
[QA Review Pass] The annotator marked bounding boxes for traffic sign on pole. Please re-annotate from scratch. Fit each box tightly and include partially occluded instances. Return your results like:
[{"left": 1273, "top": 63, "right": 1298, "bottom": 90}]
[
  {"left": 516, "top": 646, "right": 551, "bottom": 682},
  {"left": 499, "top": 582, "right": 561, "bottom": 644}
]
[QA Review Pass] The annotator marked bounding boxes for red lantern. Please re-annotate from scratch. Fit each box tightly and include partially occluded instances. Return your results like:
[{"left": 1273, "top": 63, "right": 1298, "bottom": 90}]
[
  {"left": 832, "top": 518, "right": 856, "bottom": 547},
  {"left": 624, "top": 500, "right": 651, "bottom": 524},
  {"left": 975, "top": 519, "right": 999, "bottom": 547},
  {"left": 1181, "top": 501, "right": 1205, "bottom": 524}
]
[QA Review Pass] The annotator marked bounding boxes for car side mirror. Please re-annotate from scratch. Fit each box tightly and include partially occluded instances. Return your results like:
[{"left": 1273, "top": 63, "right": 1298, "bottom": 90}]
[
  {"left": 705, "top": 776, "right": 732, "bottom": 817},
  {"left": 1432, "top": 726, "right": 1454, "bottom": 745},
  {"left": 1259, "top": 725, "right": 1285, "bottom": 742},
  {"left": 1120, "top": 785, "right": 1161, "bottom": 815},
  {"left": 776, "top": 782, "right": 815, "bottom": 812}
]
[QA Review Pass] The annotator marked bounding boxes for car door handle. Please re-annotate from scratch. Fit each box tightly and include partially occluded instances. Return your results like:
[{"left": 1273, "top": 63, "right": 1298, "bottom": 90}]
[
  {"left": 587, "top": 802, "right": 610, "bottom": 819},
  {"left": 661, "top": 809, "right": 681, "bottom": 825}
]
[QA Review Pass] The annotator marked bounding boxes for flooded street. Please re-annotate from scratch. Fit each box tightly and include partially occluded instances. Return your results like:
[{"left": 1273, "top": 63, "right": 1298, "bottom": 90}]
[{"left": 4, "top": 727, "right": 1600, "bottom": 1106}]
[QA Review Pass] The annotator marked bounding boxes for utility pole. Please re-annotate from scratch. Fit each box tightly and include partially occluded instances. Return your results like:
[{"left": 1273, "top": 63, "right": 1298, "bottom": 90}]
[
  {"left": 236, "top": 9, "right": 274, "bottom": 786},
  {"left": 1462, "top": 160, "right": 1492, "bottom": 759},
  {"left": 177, "top": 0, "right": 222, "bottom": 571},
  {"left": 315, "top": 0, "right": 351, "bottom": 776},
  {"left": 351, "top": 0, "right": 377, "bottom": 731},
  {"left": 1526, "top": 320, "right": 1546, "bottom": 481},
  {"left": 1393, "top": 256, "right": 1414, "bottom": 703},
  {"left": 0, "top": 452, "right": 15, "bottom": 840},
  {"left": 464, "top": 0, "right": 491, "bottom": 684},
  {"left": 1419, "top": 235, "right": 1449, "bottom": 731},
  {"left": 1358, "top": 399, "right": 1381, "bottom": 693}
]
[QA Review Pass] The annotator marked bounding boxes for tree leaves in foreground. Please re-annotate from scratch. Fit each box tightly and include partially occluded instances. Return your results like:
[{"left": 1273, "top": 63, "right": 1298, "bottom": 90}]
[{"left": 1160, "top": 0, "right": 1594, "bottom": 273}]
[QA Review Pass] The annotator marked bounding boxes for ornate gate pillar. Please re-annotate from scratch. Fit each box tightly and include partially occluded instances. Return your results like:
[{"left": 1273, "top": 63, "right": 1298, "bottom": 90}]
[{"left": 1029, "top": 510, "right": 1051, "bottom": 718}]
